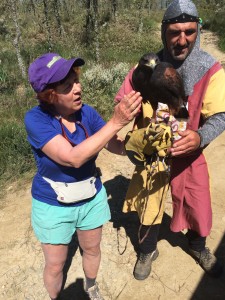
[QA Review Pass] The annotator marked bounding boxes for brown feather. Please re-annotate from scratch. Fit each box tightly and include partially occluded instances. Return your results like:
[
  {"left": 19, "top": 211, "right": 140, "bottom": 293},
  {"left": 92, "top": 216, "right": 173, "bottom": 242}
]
[{"left": 132, "top": 52, "right": 186, "bottom": 115}]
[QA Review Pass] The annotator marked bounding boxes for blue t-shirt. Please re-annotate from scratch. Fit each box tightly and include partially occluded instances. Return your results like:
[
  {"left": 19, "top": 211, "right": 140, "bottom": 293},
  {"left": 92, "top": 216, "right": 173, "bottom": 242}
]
[{"left": 24, "top": 104, "right": 106, "bottom": 206}]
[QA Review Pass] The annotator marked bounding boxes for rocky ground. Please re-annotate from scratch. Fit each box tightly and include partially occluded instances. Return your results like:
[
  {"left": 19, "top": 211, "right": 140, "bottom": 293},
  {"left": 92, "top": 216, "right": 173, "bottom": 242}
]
[{"left": 1, "top": 30, "right": 225, "bottom": 300}]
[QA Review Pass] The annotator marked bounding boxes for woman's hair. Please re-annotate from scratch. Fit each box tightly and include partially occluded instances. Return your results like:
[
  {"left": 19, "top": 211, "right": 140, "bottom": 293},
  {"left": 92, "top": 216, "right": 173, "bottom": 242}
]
[{"left": 37, "top": 88, "right": 57, "bottom": 115}]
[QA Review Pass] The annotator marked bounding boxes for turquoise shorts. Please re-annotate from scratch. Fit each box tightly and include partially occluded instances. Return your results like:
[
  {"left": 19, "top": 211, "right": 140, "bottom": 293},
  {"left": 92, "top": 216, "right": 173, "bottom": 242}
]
[{"left": 31, "top": 186, "right": 111, "bottom": 244}]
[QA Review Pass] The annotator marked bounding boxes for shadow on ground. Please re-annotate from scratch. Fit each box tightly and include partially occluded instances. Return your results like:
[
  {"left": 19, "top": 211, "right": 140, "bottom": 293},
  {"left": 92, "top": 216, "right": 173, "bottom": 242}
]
[
  {"left": 58, "top": 175, "right": 225, "bottom": 299},
  {"left": 104, "top": 174, "right": 189, "bottom": 255},
  {"left": 190, "top": 232, "right": 225, "bottom": 300},
  {"left": 104, "top": 174, "right": 225, "bottom": 300},
  {"left": 60, "top": 278, "right": 89, "bottom": 300}
]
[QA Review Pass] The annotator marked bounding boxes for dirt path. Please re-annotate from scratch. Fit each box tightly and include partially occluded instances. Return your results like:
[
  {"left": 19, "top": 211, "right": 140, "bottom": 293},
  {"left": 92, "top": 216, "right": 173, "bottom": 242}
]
[{"left": 1, "top": 30, "right": 225, "bottom": 300}]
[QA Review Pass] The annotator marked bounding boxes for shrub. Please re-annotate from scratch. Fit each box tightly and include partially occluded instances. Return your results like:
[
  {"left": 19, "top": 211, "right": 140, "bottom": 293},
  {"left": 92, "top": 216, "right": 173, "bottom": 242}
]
[
  {"left": 82, "top": 62, "right": 131, "bottom": 119},
  {"left": 0, "top": 122, "right": 35, "bottom": 181}
]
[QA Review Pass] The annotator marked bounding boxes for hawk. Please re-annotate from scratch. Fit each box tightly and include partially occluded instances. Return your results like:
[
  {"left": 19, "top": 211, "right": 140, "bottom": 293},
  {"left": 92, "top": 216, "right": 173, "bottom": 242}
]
[{"left": 132, "top": 52, "right": 187, "bottom": 115}]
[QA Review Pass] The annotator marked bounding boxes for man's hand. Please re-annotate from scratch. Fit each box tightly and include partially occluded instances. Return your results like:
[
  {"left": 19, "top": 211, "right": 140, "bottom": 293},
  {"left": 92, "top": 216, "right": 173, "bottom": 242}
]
[{"left": 169, "top": 129, "right": 201, "bottom": 156}]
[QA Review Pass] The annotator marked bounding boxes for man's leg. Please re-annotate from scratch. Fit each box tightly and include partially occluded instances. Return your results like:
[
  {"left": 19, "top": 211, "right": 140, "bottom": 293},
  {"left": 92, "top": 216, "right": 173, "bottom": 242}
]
[
  {"left": 41, "top": 243, "right": 68, "bottom": 299},
  {"left": 187, "top": 229, "right": 223, "bottom": 277},
  {"left": 186, "top": 229, "right": 206, "bottom": 251},
  {"left": 133, "top": 224, "right": 160, "bottom": 280}
]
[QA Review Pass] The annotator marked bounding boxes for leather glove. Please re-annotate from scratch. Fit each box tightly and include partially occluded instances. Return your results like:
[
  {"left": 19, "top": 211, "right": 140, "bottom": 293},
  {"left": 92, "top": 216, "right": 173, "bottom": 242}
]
[
  {"left": 150, "top": 123, "right": 172, "bottom": 157},
  {"left": 125, "top": 122, "right": 172, "bottom": 166}
]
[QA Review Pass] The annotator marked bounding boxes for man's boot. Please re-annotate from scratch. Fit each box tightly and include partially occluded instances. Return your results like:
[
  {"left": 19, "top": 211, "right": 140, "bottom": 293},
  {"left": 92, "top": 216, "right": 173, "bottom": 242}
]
[
  {"left": 189, "top": 247, "right": 223, "bottom": 278},
  {"left": 133, "top": 248, "right": 159, "bottom": 280}
]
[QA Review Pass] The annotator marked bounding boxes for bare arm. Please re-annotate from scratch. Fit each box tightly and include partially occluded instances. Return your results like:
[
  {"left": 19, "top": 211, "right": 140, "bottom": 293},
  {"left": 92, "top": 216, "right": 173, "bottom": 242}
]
[{"left": 42, "top": 91, "right": 142, "bottom": 167}]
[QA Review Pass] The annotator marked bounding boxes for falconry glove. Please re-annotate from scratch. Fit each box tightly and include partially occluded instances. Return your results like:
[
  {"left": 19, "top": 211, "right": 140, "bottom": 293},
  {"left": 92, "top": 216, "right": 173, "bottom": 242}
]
[{"left": 125, "top": 121, "right": 173, "bottom": 166}]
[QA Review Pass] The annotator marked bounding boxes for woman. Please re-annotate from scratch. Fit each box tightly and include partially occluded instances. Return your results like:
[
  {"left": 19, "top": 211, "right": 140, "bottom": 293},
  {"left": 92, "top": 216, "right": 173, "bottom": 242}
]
[{"left": 25, "top": 52, "right": 142, "bottom": 300}]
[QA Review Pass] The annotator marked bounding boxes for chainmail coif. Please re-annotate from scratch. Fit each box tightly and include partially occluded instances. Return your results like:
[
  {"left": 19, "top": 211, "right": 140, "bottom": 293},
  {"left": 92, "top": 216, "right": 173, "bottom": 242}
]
[{"left": 158, "top": 0, "right": 216, "bottom": 97}]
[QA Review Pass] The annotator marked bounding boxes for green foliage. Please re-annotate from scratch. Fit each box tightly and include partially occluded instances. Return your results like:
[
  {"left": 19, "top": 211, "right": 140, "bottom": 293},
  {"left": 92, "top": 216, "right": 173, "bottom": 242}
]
[
  {"left": 0, "top": 51, "right": 23, "bottom": 95},
  {"left": 0, "top": 18, "right": 8, "bottom": 36},
  {"left": 82, "top": 62, "right": 131, "bottom": 119},
  {"left": 218, "top": 37, "right": 225, "bottom": 55},
  {"left": 0, "top": 67, "right": 8, "bottom": 92},
  {"left": 206, "top": 11, "right": 225, "bottom": 52},
  {"left": 196, "top": 0, "right": 225, "bottom": 51},
  {"left": 0, "top": 121, "right": 35, "bottom": 181},
  {"left": 96, "top": 12, "right": 161, "bottom": 64}
]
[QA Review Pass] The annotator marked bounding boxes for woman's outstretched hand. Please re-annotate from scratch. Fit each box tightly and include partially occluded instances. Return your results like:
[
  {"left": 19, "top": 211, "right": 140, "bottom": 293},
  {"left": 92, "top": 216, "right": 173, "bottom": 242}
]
[{"left": 112, "top": 91, "right": 142, "bottom": 127}]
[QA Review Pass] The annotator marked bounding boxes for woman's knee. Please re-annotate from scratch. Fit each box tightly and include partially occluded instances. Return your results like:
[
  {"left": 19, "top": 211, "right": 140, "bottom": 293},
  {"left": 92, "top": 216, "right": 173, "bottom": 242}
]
[
  {"left": 42, "top": 244, "right": 68, "bottom": 274},
  {"left": 77, "top": 227, "right": 102, "bottom": 255},
  {"left": 82, "top": 242, "right": 101, "bottom": 257},
  {"left": 44, "top": 260, "right": 65, "bottom": 275}
]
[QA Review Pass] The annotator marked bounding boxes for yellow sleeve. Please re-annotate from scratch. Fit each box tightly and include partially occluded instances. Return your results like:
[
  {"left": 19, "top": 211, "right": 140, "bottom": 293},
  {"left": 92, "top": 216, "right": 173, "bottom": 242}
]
[{"left": 202, "top": 68, "right": 225, "bottom": 118}]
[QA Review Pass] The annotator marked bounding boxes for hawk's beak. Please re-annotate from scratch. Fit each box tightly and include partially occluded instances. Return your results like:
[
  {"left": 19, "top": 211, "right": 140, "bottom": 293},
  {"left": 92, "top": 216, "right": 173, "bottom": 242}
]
[{"left": 148, "top": 59, "right": 157, "bottom": 70}]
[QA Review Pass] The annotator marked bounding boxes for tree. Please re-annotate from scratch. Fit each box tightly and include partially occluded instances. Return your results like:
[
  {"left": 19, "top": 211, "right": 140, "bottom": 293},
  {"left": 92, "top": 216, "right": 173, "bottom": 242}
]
[
  {"left": 53, "top": 0, "right": 65, "bottom": 36},
  {"left": 42, "top": 0, "right": 53, "bottom": 51},
  {"left": 9, "top": 0, "right": 26, "bottom": 79},
  {"left": 112, "top": 0, "right": 117, "bottom": 20},
  {"left": 85, "top": 0, "right": 100, "bottom": 61}
]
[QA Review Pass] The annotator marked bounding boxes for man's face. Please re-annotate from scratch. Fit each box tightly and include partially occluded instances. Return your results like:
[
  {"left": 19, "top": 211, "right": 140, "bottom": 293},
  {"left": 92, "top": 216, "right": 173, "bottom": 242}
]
[{"left": 165, "top": 22, "right": 198, "bottom": 61}]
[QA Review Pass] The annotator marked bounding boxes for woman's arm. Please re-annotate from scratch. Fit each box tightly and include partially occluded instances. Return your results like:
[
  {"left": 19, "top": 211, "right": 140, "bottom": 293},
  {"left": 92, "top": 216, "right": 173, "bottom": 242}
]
[{"left": 42, "top": 91, "right": 142, "bottom": 167}]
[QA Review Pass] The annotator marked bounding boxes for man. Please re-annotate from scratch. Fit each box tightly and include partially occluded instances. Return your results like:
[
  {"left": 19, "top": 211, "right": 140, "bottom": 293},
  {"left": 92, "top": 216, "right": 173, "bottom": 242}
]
[{"left": 115, "top": 0, "right": 225, "bottom": 280}]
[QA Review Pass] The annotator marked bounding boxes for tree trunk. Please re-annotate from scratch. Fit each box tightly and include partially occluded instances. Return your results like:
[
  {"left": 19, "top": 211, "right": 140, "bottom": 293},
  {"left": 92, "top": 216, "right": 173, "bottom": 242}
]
[
  {"left": 85, "top": 0, "right": 92, "bottom": 45},
  {"left": 29, "top": 0, "right": 36, "bottom": 15},
  {"left": 112, "top": 0, "right": 117, "bottom": 20},
  {"left": 93, "top": 0, "right": 100, "bottom": 62},
  {"left": 53, "top": 0, "right": 65, "bottom": 36},
  {"left": 42, "top": 0, "right": 53, "bottom": 51},
  {"left": 60, "top": 0, "right": 70, "bottom": 17},
  {"left": 138, "top": 0, "right": 145, "bottom": 34},
  {"left": 10, "top": 0, "right": 26, "bottom": 79},
  {"left": 147, "top": 0, "right": 152, "bottom": 14}
]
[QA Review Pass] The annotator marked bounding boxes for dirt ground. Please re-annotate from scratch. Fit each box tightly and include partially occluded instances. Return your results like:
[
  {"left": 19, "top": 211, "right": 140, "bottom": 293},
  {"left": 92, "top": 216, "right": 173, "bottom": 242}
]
[{"left": 1, "top": 30, "right": 225, "bottom": 300}]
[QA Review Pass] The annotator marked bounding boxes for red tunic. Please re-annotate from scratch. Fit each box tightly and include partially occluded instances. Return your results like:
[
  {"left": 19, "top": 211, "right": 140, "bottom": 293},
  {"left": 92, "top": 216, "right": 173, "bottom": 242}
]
[
  {"left": 115, "top": 62, "right": 223, "bottom": 235},
  {"left": 170, "top": 62, "right": 222, "bottom": 236}
]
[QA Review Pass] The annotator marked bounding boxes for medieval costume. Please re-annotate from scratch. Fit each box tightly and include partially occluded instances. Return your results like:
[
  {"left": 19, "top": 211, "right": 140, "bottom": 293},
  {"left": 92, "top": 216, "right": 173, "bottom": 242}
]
[{"left": 115, "top": 0, "right": 225, "bottom": 279}]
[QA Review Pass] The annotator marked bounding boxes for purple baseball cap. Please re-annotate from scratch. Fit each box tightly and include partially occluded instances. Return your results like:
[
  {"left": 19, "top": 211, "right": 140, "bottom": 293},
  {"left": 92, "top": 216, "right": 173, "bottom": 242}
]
[{"left": 28, "top": 53, "right": 85, "bottom": 93}]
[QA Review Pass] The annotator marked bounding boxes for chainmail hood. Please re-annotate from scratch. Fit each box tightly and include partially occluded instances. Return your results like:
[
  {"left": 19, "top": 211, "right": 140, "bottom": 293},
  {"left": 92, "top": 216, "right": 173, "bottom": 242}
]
[
  {"left": 158, "top": 0, "right": 216, "bottom": 96},
  {"left": 162, "top": 0, "right": 198, "bottom": 22}
]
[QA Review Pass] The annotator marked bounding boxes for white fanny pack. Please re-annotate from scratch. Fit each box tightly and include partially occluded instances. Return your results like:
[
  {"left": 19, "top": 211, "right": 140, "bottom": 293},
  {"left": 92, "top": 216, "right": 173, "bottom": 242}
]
[{"left": 43, "top": 176, "right": 97, "bottom": 204}]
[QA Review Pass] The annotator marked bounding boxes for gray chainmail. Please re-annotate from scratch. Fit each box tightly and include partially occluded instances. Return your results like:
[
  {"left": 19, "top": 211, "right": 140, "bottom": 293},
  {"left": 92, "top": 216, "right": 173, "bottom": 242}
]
[
  {"left": 197, "top": 113, "right": 225, "bottom": 147},
  {"left": 158, "top": 0, "right": 224, "bottom": 147},
  {"left": 162, "top": 0, "right": 198, "bottom": 23}
]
